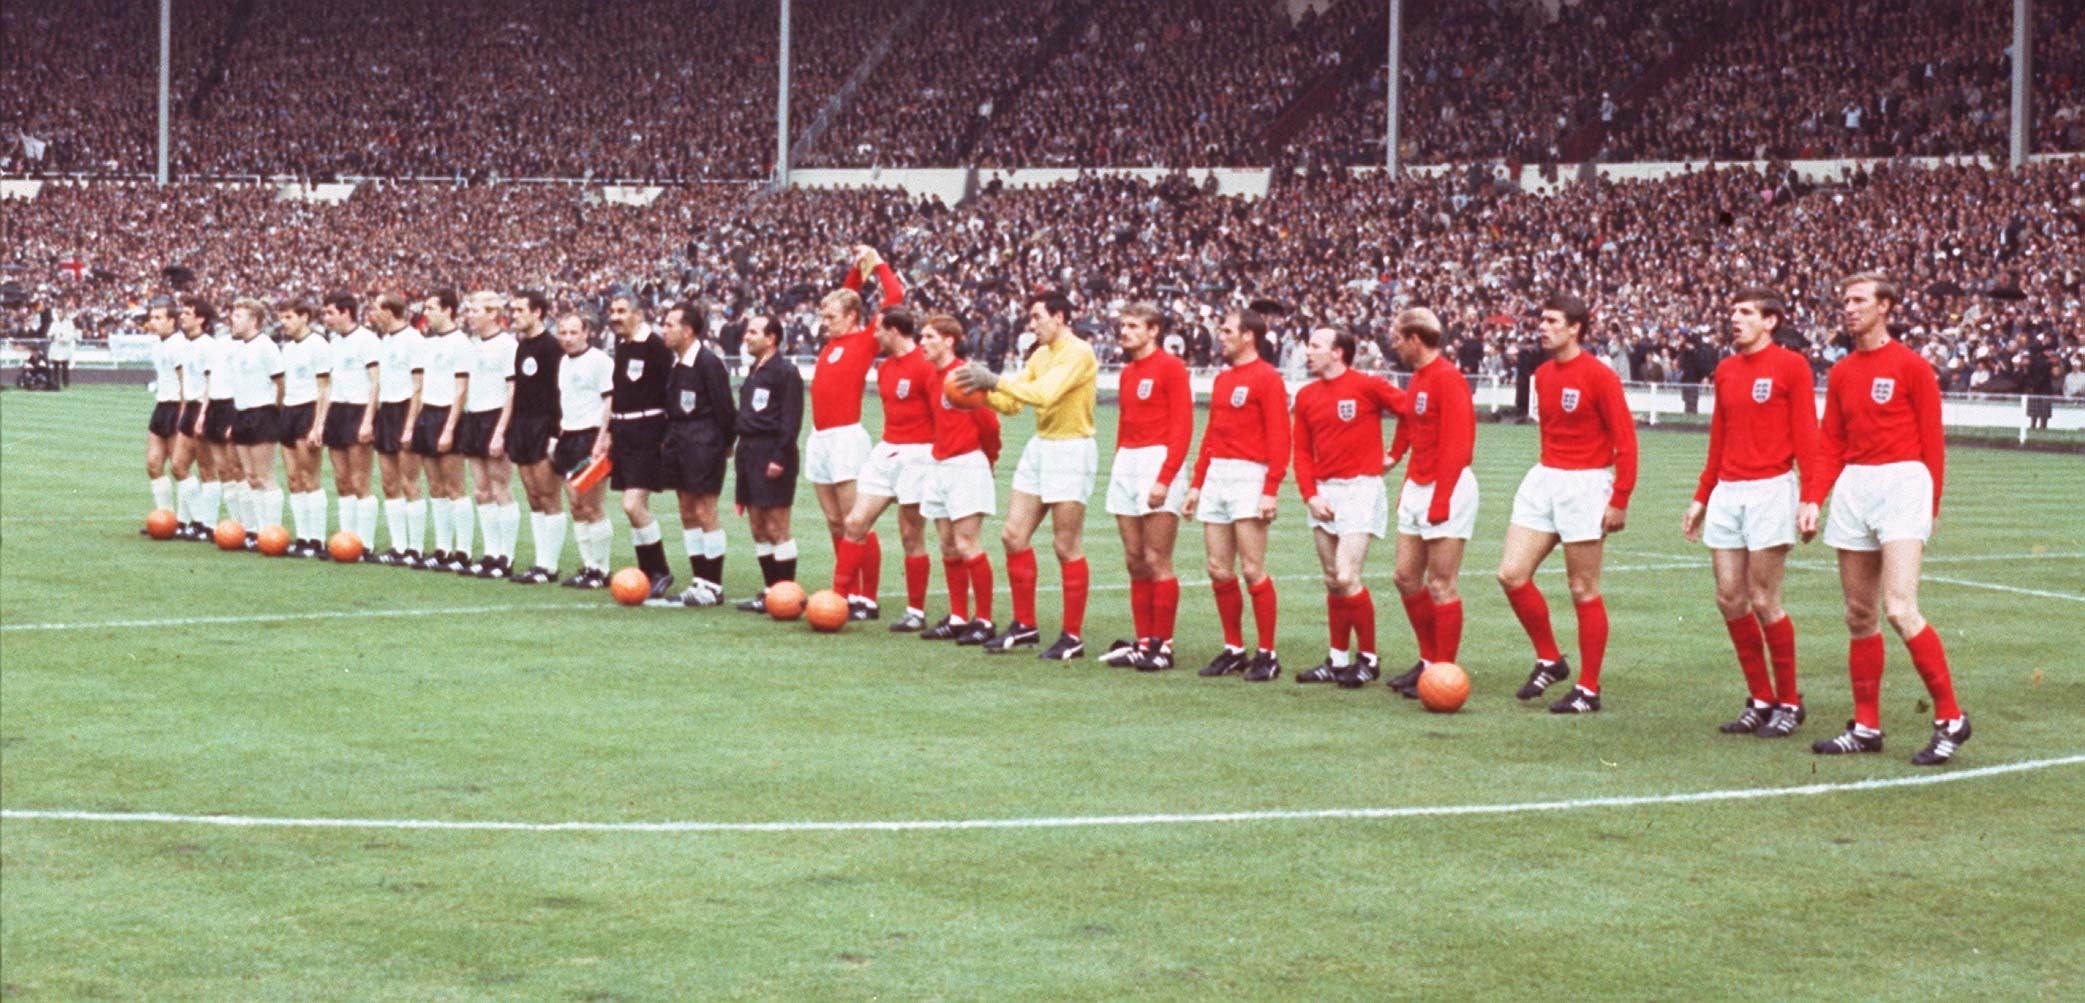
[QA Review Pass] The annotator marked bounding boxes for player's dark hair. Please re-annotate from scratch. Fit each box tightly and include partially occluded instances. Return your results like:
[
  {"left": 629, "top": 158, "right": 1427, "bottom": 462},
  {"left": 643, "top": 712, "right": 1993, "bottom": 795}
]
[
  {"left": 182, "top": 295, "right": 217, "bottom": 327},
  {"left": 430, "top": 288, "right": 461, "bottom": 314},
  {"left": 924, "top": 313, "right": 965, "bottom": 354},
  {"left": 880, "top": 306, "right": 919, "bottom": 340},
  {"left": 1541, "top": 292, "right": 1593, "bottom": 339},
  {"left": 322, "top": 291, "right": 358, "bottom": 317},
  {"left": 277, "top": 297, "right": 317, "bottom": 320},
  {"left": 146, "top": 296, "right": 176, "bottom": 321},
  {"left": 1841, "top": 271, "right": 1899, "bottom": 307},
  {"left": 375, "top": 292, "right": 409, "bottom": 321},
  {"left": 515, "top": 290, "right": 552, "bottom": 318},
  {"left": 1732, "top": 286, "right": 1784, "bottom": 318},
  {"left": 667, "top": 300, "right": 706, "bottom": 338},
  {"left": 744, "top": 313, "right": 782, "bottom": 352},
  {"left": 1026, "top": 291, "right": 1073, "bottom": 321},
  {"left": 1317, "top": 325, "right": 1356, "bottom": 365},
  {"left": 1230, "top": 308, "right": 1268, "bottom": 339}
]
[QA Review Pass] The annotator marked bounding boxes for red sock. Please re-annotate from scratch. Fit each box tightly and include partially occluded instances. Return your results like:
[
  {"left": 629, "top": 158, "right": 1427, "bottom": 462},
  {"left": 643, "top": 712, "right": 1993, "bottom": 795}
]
[
  {"left": 967, "top": 552, "right": 993, "bottom": 621},
  {"left": 943, "top": 558, "right": 970, "bottom": 619},
  {"left": 1504, "top": 581, "right": 1563, "bottom": 662},
  {"left": 1152, "top": 576, "right": 1180, "bottom": 643},
  {"left": 1248, "top": 576, "right": 1278, "bottom": 652},
  {"left": 1349, "top": 587, "right": 1376, "bottom": 658},
  {"left": 903, "top": 554, "right": 930, "bottom": 613},
  {"left": 831, "top": 537, "right": 862, "bottom": 594},
  {"left": 1904, "top": 624, "right": 1961, "bottom": 720},
  {"left": 1400, "top": 590, "right": 1438, "bottom": 663},
  {"left": 1212, "top": 577, "right": 1245, "bottom": 648},
  {"left": 1326, "top": 592, "right": 1352, "bottom": 655},
  {"left": 1007, "top": 547, "right": 1038, "bottom": 626},
  {"left": 1761, "top": 614, "right": 1798, "bottom": 706},
  {"left": 1726, "top": 615, "right": 1773, "bottom": 704},
  {"left": 858, "top": 531, "right": 881, "bottom": 602},
  {"left": 1433, "top": 597, "right": 1462, "bottom": 664},
  {"left": 1130, "top": 577, "right": 1153, "bottom": 640},
  {"left": 1575, "top": 596, "right": 1608, "bottom": 694},
  {"left": 1061, "top": 557, "right": 1089, "bottom": 637},
  {"left": 1850, "top": 633, "right": 1886, "bottom": 729}
]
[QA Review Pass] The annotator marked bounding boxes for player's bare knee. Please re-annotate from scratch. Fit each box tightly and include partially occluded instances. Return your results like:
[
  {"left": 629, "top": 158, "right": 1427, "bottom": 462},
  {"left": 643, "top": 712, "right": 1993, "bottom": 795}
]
[
  {"left": 1567, "top": 580, "right": 1600, "bottom": 606},
  {"left": 1206, "top": 560, "right": 1233, "bottom": 583},
  {"left": 1496, "top": 566, "right": 1529, "bottom": 591},
  {"left": 1393, "top": 567, "right": 1424, "bottom": 595},
  {"left": 1330, "top": 571, "right": 1361, "bottom": 595},
  {"left": 1426, "top": 579, "right": 1459, "bottom": 604}
]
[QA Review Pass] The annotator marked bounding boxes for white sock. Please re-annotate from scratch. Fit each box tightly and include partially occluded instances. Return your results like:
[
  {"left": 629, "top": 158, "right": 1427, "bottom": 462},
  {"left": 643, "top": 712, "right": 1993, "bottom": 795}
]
[
  {"left": 1328, "top": 648, "right": 1351, "bottom": 668},
  {"left": 580, "top": 518, "right": 611, "bottom": 571},
  {"left": 198, "top": 481, "right": 224, "bottom": 525},
  {"left": 294, "top": 491, "right": 319, "bottom": 539},
  {"left": 225, "top": 483, "right": 250, "bottom": 524},
  {"left": 336, "top": 494, "right": 355, "bottom": 538},
  {"left": 151, "top": 476, "right": 175, "bottom": 512},
  {"left": 386, "top": 498, "right": 409, "bottom": 551},
  {"left": 431, "top": 497, "right": 455, "bottom": 553},
  {"left": 177, "top": 476, "right": 199, "bottom": 521},
  {"left": 539, "top": 512, "right": 568, "bottom": 570},
  {"left": 754, "top": 541, "right": 775, "bottom": 559},
  {"left": 683, "top": 527, "right": 704, "bottom": 562},
  {"left": 357, "top": 495, "right": 380, "bottom": 545},
  {"left": 496, "top": 502, "right": 520, "bottom": 560},
  {"left": 260, "top": 489, "right": 283, "bottom": 530},
  {"left": 404, "top": 499, "right": 426, "bottom": 551},
  {"left": 702, "top": 528, "right": 727, "bottom": 559},
  {"left": 773, "top": 538, "right": 797, "bottom": 562},
  {"left": 630, "top": 521, "right": 661, "bottom": 547}
]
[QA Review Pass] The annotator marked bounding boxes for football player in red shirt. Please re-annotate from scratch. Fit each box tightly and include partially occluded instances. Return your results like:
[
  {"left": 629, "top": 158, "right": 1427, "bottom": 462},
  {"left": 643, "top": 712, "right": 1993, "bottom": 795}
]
[
  {"left": 1384, "top": 308, "right": 1479, "bottom": 699},
  {"left": 916, "top": 314, "right": 1002, "bottom": 644},
  {"left": 1804, "top": 272, "right": 1969, "bottom": 765},
  {"left": 809, "top": 245, "right": 904, "bottom": 617},
  {"left": 1183, "top": 309, "right": 1291, "bottom": 682},
  {"left": 830, "top": 307, "right": 937, "bottom": 628},
  {"left": 1496, "top": 293, "right": 1638, "bottom": 713},
  {"left": 1100, "top": 303, "right": 1195, "bottom": 671},
  {"left": 1290, "top": 325, "right": 1407, "bottom": 687},
  {"left": 1681, "top": 287, "right": 1820, "bottom": 739}
]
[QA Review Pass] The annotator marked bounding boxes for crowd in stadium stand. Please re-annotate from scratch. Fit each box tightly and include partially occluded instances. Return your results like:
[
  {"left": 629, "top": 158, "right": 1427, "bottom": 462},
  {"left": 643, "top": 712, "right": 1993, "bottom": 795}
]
[{"left": 8, "top": 158, "right": 2080, "bottom": 400}]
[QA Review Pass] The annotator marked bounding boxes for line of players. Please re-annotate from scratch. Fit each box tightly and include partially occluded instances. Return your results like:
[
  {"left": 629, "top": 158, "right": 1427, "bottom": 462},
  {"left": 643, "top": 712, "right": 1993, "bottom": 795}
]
[{"left": 137, "top": 252, "right": 1971, "bottom": 765}]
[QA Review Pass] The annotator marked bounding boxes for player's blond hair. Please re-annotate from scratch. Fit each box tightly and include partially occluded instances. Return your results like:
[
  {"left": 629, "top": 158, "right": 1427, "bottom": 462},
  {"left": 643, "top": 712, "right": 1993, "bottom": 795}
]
[
  {"left": 231, "top": 297, "right": 270, "bottom": 325},
  {"left": 1395, "top": 307, "right": 1445, "bottom": 347},
  {"left": 822, "top": 288, "right": 864, "bottom": 324}
]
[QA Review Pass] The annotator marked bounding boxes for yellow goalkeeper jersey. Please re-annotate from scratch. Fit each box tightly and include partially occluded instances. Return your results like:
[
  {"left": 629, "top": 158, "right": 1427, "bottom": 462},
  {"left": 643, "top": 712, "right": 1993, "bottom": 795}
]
[{"left": 988, "top": 333, "right": 1097, "bottom": 440}]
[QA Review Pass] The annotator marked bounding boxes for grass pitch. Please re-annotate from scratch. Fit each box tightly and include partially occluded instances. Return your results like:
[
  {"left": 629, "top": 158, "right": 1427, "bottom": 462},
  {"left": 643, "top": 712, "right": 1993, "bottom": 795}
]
[{"left": 3, "top": 386, "right": 2082, "bottom": 1000}]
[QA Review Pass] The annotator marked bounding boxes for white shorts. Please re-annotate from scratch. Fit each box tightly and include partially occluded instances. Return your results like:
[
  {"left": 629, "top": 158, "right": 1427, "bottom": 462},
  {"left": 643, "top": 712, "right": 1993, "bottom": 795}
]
[
  {"left": 921, "top": 450, "right": 997, "bottom": 521},
  {"left": 1104, "top": 444, "right": 1188, "bottom": 517},
  {"left": 1397, "top": 468, "right": 1481, "bottom": 541},
  {"left": 1197, "top": 458, "right": 1272, "bottom": 525},
  {"left": 1702, "top": 472, "right": 1798, "bottom": 551},
  {"left": 857, "top": 440, "right": 933, "bottom": 504},
  {"left": 1824, "top": 461, "right": 1933, "bottom": 552},
  {"left": 1011, "top": 436, "right": 1097, "bottom": 505},
  {"left": 1509, "top": 464, "right": 1615, "bottom": 544},
  {"left": 1309, "top": 476, "right": 1390, "bottom": 538},
  {"left": 804, "top": 423, "right": 873, "bottom": 486}
]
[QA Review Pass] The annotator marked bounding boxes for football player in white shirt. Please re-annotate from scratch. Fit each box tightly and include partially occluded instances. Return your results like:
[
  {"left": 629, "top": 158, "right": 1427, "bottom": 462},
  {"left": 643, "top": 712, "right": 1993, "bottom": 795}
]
[
  {"left": 182, "top": 297, "right": 246, "bottom": 538},
  {"left": 404, "top": 290, "right": 473, "bottom": 571},
  {"left": 227, "top": 298, "right": 286, "bottom": 545},
  {"left": 143, "top": 299, "right": 188, "bottom": 529},
  {"left": 456, "top": 291, "right": 520, "bottom": 578},
  {"left": 553, "top": 313, "right": 615, "bottom": 587},
  {"left": 370, "top": 293, "right": 429, "bottom": 566},
  {"left": 315, "top": 292, "right": 383, "bottom": 554},
  {"left": 276, "top": 298, "right": 333, "bottom": 556},
  {"left": 171, "top": 301, "right": 212, "bottom": 538}
]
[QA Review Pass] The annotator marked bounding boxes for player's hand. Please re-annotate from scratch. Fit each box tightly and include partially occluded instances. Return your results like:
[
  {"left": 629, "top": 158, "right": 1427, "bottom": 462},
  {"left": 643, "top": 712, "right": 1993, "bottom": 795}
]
[
  {"left": 438, "top": 430, "right": 453, "bottom": 453},
  {"left": 1146, "top": 481, "right": 1170, "bottom": 510},
  {"left": 1384, "top": 450, "right": 1403, "bottom": 469},
  {"left": 1797, "top": 502, "right": 1820, "bottom": 542},
  {"left": 357, "top": 423, "right": 374, "bottom": 445},
  {"left": 591, "top": 435, "right": 609, "bottom": 462},
  {"left": 400, "top": 427, "right": 414, "bottom": 448},
  {"left": 1602, "top": 505, "right": 1627, "bottom": 534},
  {"left": 304, "top": 430, "right": 322, "bottom": 449},
  {"left": 1306, "top": 496, "right": 1335, "bottom": 522},
  {"left": 767, "top": 461, "right": 784, "bottom": 479},
  {"left": 1180, "top": 488, "right": 1200, "bottom": 518},
  {"left": 1257, "top": 494, "right": 1280, "bottom": 522},
  {"left": 488, "top": 432, "right": 505, "bottom": 460},
  {"left": 1680, "top": 501, "right": 1705, "bottom": 542},
  {"left": 950, "top": 363, "right": 997, "bottom": 393}
]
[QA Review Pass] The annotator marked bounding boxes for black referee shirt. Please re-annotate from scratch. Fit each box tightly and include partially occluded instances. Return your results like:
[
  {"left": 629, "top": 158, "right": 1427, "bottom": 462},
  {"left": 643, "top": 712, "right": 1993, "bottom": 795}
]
[
  {"left": 667, "top": 345, "right": 737, "bottom": 447},
  {"left": 736, "top": 352, "right": 804, "bottom": 443},
  {"left": 611, "top": 333, "right": 675, "bottom": 413}
]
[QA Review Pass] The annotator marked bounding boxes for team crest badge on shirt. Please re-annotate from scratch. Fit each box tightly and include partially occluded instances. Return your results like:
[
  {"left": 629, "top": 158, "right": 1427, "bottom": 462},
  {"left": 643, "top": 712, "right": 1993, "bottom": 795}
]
[
  {"left": 521, "top": 357, "right": 538, "bottom": 377},
  {"left": 626, "top": 359, "right": 645, "bottom": 381},
  {"left": 1136, "top": 378, "right": 1154, "bottom": 400},
  {"left": 752, "top": 387, "right": 769, "bottom": 411},
  {"left": 679, "top": 390, "right": 697, "bottom": 413},
  {"left": 1870, "top": 378, "right": 1895, "bottom": 404},
  {"left": 895, "top": 378, "right": 911, "bottom": 400},
  {"left": 1230, "top": 386, "right": 1249, "bottom": 408},
  {"left": 1337, "top": 400, "right": 1357, "bottom": 422},
  {"left": 827, "top": 347, "right": 844, "bottom": 364},
  {"left": 1560, "top": 388, "right": 1581, "bottom": 413},
  {"left": 1414, "top": 392, "right": 1429, "bottom": 415},
  {"left": 1751, "top": 377, "right": 1773, "bottom": 404}
]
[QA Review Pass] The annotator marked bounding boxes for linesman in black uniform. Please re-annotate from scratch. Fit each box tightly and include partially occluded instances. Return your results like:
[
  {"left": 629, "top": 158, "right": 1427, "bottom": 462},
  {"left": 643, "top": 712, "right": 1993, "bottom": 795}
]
[
  {"left": 602, "top": 292, "right": 678, "bottom": 599},
  {"left": 733, "top": 312, "right": 806, "bottom": 611},
  {"left": 503, "top": 291, "right": 566, "bottom": 584},
  {"left": 660, "top": 301, "right": 737, "bottom": 606}
]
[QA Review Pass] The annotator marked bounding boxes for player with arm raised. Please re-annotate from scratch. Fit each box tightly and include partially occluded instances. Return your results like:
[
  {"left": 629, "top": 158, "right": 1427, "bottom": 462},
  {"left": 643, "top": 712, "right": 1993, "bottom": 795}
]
[
  {"left": 1100, "top": 302, "right": 1195, "bottom": 672},
  {"left": 808, "top": 245, "right": 905, "bottom": 616},
  {"left": 829, "top": 307, "right": 937, "bottom": 627},
  {"left": 1384, "top": 308, "right": 1479, "bottom": 699},
  {"left": 1680, "top": 287, "right": 1820, "bottom": 738},
  {"left": 917, "top": 313, "right": 1002, "bottom": 644},
  {"left": 1496, "top": 293, "right": 1638, "bottom": 714},
  {"left": 1807, "top": 272, "right": 1969, "bottom": 765}
]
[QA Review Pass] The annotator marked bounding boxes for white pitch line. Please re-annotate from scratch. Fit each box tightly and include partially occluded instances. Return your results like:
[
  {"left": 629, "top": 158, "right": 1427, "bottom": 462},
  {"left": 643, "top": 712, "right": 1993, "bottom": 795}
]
[
  {"left": 0, "top": 602, "right": 612, "bottom": 633},
  {"left": 4, "top": 754, "right": 2078, "bottom": 835},
  {"left": 1919, "top": 574, "right": 2085, "bottom": 603}
]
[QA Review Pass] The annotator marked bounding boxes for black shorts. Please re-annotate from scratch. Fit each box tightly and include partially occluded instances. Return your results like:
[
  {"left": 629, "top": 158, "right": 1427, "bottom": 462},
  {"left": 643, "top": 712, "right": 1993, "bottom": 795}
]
[
  {"left": 454, "top": 410, "right": 500, "bottom": 459},
  {"left": 278, "top": 403, "right": 317, "bottom": 446},
  {"left": 608, "top": 415, "right": 666, "bottom": 491},
  {"left": 232, "top": 406, "right": 281, "bottom": 446},
  {"left": 734, "top": 436, "right": 799, "bottom": 509},
  {"left": 506, "top": 412, "right": 556, "bottom": 466},
  {"left": 149, "top": 401, "right": 182, "bottom": 439},
  {"left": 177, "top": 400, "right": 204, "bottom": 437},
  {"left": 661, "top": 425, "right": 729, "bottom": 496},
  {"left": 410, "top": 405, "right": 452, "bottom": 457},
  {"left": 551, "top": 428, "right": 599, "bottom": 479},
  {"left": 204, "top": 399, "right": 237, "bottom": 443},
  {"left": 373, "top": 402, "right": 409, "bottom": 454},
  {"left": 323, "top": 403, "right": 368, "bottom": 450}
]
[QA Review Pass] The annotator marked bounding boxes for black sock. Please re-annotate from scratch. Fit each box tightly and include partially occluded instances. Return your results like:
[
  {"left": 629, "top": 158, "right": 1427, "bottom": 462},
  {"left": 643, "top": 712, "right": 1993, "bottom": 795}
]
[
  {"left": 636, "top": 541, "right": 668, "bottom": 578},
  {"left": 688, "top": 554, "right": 704, "bottom": 578},
  {"left": 777, "top": 557, "right": 797, "bottom": 583},
  {"left": 757, "top": 553, "right": 779, "bottom": 587}
]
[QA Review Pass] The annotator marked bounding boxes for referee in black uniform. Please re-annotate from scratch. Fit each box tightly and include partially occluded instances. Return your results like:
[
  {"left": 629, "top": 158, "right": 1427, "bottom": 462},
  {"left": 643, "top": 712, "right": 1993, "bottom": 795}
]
[
  {"left": 733, "top": 313, "right": 806, "bottom": 611},
  {"left": 504, "top": 291, "right": 566, "bottom": 584},
  {"left": 604, "top": 292, "right": 677, "bottom": 599},
  {"left": 660, "top": 301, "right": 737, "bottom": 606}
]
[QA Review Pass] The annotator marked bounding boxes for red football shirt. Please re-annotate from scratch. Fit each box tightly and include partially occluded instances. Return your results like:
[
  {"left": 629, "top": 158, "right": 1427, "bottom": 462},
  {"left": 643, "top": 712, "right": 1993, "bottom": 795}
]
[
  {"left": 1115, "top": 348, "right": 1195, "bottom": 486},
  {"left": 1391, "top": 354, "right": 1477, "bottom": 522},
  {"left": 810, "top": 262, "right": 904, "bottom": 430},
  {"left": 1191, "top": 358, "right": 1290, "bottom": 495},
  {"left": 1693, "top": 343, "right": 1822, "bottom": 504},
  {"left": 874, "top": 345, "right": 938, "bottom": 445},
  {"left": 1817, "top": 337, "right": 1945, "bottom": 514},
  {"left": 1533, "top": 351, "right": 1639, "bottom": 509},
  {"left": 1291, "top": 369, "right": 1407, "bottom": 499},
  {"left": 931, "top": 358, "right": 1002, "bottom": 462}
]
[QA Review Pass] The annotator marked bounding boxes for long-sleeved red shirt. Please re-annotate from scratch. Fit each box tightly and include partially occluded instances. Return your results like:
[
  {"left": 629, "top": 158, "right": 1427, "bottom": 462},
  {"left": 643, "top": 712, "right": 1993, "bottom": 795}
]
[
  {"left": 874, "top": 344, "right": 938, "bottom": 445},
  {"left": 1534, "top": 351, "right": 1639, "bottom": 509},
  {"left": 1693, "top": 343, "right": 1821, "bottom": 504},
  {"left": 810, "top": 262, "right": 903, "bottom": 430},
  {"left": 1291, "top": 368, "right": 1407, "bottom": 499},
  {"left": 1192, "top": 358, "right": 1290, "bottom": 495},
  {"left": 1115, "top": 348, "right": 1194, "bottom": 485},
  {"left": 1817, "top": 337, "right": 1945, "bottom": 514},
  {"left": 1390, "top": 354, "right": 1477, "bottom": 523},
  {"left": 932, "top": 357, "right": 1001, "bottom": 463}
]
